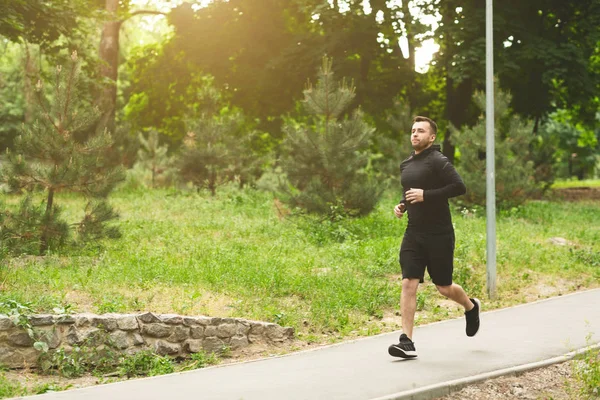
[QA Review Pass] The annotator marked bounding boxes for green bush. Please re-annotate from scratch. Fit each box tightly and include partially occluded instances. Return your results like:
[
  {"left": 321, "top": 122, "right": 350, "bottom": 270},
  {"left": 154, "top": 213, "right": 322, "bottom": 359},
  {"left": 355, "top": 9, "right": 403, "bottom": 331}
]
[
  {"left": 0, "top": 374, "right": 26, "bottom": 398},
  {"left": 451, "top": 90, "right": 541, "bottom": 209},
  {"left": 129, "top": 130, "right": 177, "bottom": 189},
  {"left": 179, "top": 111, "right": 263, "bottom": 195},
  {"left": 118, "top": 350, "right": 174, "bottom": 378},
  {"left": 38, "top": 330, "right": 120, "bottom": 378},
  {"left": 280, "top": 57, "right": 384, "bottom": 218},
  {"left": 184, "top": 351, "right": 220, "bottom": 370},
  {"left": 573, "top": 344, "right": 600, "bottom": 399},
  {"left": 0, "top": 52, "right": 124, "bottom": 255}
]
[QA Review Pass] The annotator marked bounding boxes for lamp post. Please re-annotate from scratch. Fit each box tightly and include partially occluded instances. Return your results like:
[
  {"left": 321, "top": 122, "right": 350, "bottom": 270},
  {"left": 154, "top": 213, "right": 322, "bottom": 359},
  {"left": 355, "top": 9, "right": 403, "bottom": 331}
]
[{"left": 486, "top": 0, "right": 497, "bottom": 299}]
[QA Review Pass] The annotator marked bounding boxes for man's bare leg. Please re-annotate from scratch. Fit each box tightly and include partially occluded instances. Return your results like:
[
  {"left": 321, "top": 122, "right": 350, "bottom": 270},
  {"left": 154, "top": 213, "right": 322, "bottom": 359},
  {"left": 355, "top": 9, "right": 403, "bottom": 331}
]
[
  {"left": 401, "top": 278, "right": 420, "bottom": 339},
  {"left": 436, "top": 283, "right": 474, "bottom": 311}
]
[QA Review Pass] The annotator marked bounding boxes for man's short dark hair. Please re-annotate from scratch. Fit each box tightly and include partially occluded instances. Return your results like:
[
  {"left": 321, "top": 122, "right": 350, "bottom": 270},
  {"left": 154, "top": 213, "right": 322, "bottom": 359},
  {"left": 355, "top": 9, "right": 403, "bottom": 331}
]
[{"left": 413, "top": 116, "right": 438, "bottom": 135}]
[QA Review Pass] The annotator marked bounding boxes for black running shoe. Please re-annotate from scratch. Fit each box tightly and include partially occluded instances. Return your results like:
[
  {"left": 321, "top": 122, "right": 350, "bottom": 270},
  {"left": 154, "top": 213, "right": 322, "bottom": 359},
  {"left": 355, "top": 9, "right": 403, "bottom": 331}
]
[
  {"left": 465, "top": 298, "right": 481, "bottom": 337},
  {"left": 388, "top": 334, "right": 417, "bottom": 359}
]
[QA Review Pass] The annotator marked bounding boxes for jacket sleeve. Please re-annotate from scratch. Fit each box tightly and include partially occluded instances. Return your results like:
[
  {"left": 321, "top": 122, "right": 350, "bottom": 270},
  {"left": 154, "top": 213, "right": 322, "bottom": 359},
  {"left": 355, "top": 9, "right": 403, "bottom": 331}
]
[
  {"left": 399, "top": 193, "right": 407, "bottom": 206},
  {"left": 423, "top": 154, "right": 466, "bottom": 201}
]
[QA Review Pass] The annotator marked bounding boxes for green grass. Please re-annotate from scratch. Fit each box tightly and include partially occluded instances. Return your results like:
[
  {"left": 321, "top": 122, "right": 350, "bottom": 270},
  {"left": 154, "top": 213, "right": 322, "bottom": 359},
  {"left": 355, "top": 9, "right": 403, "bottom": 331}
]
[
  {"left": 573, "top": 347, "right": 600, "bottom": 399},
  {"left": 1, "top": 185, "right": 599, "bottom": 342},
  {"left": 0, "top": 374, "right": 25, "bottom": 398},
  {"left": 552, "top": 179, "right": 600, "bottom": 189}
]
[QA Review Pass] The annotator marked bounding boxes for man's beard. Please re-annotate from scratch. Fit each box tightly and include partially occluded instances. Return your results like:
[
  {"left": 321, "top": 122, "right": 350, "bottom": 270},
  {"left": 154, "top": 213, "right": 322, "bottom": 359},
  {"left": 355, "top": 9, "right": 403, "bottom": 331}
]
[{"left": 412, "top": 140, "right": 430, "bottom": 152}]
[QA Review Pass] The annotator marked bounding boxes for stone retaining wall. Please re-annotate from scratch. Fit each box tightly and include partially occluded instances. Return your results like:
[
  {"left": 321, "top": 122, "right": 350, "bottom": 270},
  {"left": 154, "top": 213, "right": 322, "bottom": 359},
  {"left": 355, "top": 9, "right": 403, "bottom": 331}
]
[{"left": 0, "top": 313, "right": 294, "bottom": 369}]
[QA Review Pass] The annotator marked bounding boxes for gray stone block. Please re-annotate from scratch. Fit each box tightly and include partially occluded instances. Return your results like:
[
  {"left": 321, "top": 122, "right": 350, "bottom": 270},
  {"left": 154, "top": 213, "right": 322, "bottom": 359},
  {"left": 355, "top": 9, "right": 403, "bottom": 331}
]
[
  {"left": 230, "top": 335, "right": 249, "bottom": 350},
  {"left": 117, "top": 316, "right": 139, "bottom": 331},
  {"left": 110, "top": 330, "right": 130, "bottom": 350},
  {"left": 182, "top": 317, "right": 199, "bottom": 326},
  {"left": 216, "top": 323, "right": 237, "bottom": 338},
  {"left": 167, "top": 326, "right": 189, "bottom": 343},
  {"left": 81, "top": 328, "right": 105, "bottom": 346},
  {"left": 204, "top": 326, "right": 217, "bottom": 337},
  {"left": 160, "top": 314, "right": 183, "bottom": 325},
  {"left": 38, "top": 328, "right": 61, "bottom": 349},
  {"left": 0, "top": 347, "right": 16, "bottom": 366},
  {"left": 202, "top": 337, "right": 224, "bottom": 353},
  {"left": 66, "top": 326, "right": 82, "bottom": 345},
  {"left": 249, "top": 322, "right": 266, "bottom": 335},
  {"left": 190, "top": 326, "right": 204, "bottom": 339},
  {"left": 138, "top": 312, "right": 161, "bottom": 323},
  {"left": 236, "top": 321, "right": 251, "bottom": 336},
  {"left": 74, "top": 315, "right": 91, "bottom": 327},
  {"left": 183, "top": 339, "right": 203, "bottom": 353},
  {"left": 265, "top": 324, "right": 284, "bottom": 341},
  {"left": 29, "top": 315, "right": 54, "bottom": 326},
  {"left": 8, "top": 331, "right": 34, "bottom": 347},
  {"left": 0, "top": 347, "right": 38, "bottom": 368},
  {"left": 140, "top": 324, "right": 171, "bottom": 338},
  {"left": 155, "top": 340, "right": 180, "bottom": 356},
  {"left": 248, "top": 323, "right": 266, "bottom": 343},
  {"left": 132, "top": 333, "right": 145, "bottom": 346},
  {"left": 0, "top": 317, "right": 14, "bottom": 331},
  {"left": 54, "top": 315, "right": 75, "bottom": 324},
  {"left": 196, "top": 316, "right": 212, "bottom": 326},
  {"left": 90, "top": 316, "right": 117, "bottom": 331},
  {"left": 283, "top": 327, "right": 295, "bottom": 339}
]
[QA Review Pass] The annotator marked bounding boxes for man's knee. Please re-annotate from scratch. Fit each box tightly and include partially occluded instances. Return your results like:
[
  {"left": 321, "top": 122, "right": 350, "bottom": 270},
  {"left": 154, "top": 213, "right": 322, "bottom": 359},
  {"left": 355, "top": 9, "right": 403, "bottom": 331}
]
[
  {"left": 402, "top": 278, "right": 419, "bottom": 296},
  {"left": 436, "top": 284, "right": 453, "bottom": 297}
]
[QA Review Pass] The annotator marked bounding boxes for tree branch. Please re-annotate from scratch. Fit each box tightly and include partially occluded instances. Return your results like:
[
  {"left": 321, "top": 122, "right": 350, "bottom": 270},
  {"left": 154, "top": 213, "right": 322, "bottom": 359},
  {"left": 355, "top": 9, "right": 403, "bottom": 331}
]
[{"left": 120, "top": 10, "right": 166, "bottom": 25}]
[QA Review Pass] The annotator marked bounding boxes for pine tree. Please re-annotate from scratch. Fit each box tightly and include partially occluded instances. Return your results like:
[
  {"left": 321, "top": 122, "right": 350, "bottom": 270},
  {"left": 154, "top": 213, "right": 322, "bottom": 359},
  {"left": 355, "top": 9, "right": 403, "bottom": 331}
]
[
  {"left": 178, "top": 110, "right": 262, "bottom": 195},
  {"left": 136, "top": 129, "right": 172, "bottom": 188},
  {"left": 281, "top": 57, "right": 383, "bottom": 217},
  {"left": 0, "top": 51, "right": 124, "bottom": 255},
  {"left": 450, "top": 90, "right": 541, "bottom": 209}
]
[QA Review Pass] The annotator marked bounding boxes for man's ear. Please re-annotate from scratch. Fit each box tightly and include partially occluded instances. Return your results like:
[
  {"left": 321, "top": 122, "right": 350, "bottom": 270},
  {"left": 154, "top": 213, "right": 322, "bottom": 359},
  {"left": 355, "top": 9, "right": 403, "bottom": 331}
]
[{"left": 430, "top": 134, "right": 436, "bottom": 144}]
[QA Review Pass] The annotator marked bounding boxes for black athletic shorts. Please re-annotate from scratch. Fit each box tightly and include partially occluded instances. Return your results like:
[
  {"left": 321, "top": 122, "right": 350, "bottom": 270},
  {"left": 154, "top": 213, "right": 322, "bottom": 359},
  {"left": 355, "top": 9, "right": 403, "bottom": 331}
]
[{"left": 399, "top": 230, "right": 455, "bottom": 286}]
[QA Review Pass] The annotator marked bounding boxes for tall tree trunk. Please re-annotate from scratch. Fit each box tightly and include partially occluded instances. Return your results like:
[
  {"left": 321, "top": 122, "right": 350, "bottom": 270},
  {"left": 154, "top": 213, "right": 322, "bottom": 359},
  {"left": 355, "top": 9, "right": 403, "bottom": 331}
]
[
  {"left": 40, "top": 188, "right": 55, "bottom": 255},
  {"left": 400, "top": 0, "right": 418, "bottom": 110},
  {"left": 98, "top": 0, "right": 121, "bottom": 135},
  {"left": 401, "top": 0, "right": 416, "bottom": 73},
  {"left": 532, "top": 116, "right": 540, "bottom": 135},
  {"left": 98, "top": 2, "right": 164, "bottom": 135}
]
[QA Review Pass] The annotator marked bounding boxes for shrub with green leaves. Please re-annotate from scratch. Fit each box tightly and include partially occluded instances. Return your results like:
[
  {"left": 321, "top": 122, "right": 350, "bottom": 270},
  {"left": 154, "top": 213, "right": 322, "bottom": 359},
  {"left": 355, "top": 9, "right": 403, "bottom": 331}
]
[
  {"left": 573, "top": 344, "right": 600, "bottom": 399},
  {"left": 132, "top": 129, "right": 176, "bottom": 189},
  {"left": 179, "top": 111, "right": 262, "bottom": 195},
  {"left": 118, "top": 350, "right": 174, "bottom": 378},
  {"left": 451, "top": 90, "right": 541, "bottom": 209},
  {"left": 0, "top": 51, "right": 124, "bottom": 255},
  {"left": 38, "top": 329, "right": 120, "bottom": 378},
  {"left": 181, "top": 350, "right": 220, "bottom": 371},
  {"left": 0, "top": 374, "right": 26, "bottom": 398},
  {"left": 280, "top": 57, "right": 384, "bottom": 217}
]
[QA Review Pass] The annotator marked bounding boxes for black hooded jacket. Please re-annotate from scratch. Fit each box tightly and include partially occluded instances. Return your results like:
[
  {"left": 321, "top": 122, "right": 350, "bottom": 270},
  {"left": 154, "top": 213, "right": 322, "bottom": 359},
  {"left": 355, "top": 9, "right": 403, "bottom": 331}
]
[{"left": 400, "top": 144, "right": 466, "bottom": 233}]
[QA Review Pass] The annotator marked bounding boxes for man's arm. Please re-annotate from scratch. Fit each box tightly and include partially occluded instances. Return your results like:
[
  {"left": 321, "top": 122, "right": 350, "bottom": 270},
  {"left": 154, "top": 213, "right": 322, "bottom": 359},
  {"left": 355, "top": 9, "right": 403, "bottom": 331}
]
[{"left": 423, "top": 155, "right": 466, "bottom": 201}]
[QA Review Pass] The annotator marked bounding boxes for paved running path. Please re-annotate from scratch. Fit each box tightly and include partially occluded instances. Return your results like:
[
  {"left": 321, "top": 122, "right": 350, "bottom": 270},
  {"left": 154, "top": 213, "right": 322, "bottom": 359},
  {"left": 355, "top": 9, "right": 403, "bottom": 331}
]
[{"left": 20, "top": 289, "right": 600, "bottom": 400}]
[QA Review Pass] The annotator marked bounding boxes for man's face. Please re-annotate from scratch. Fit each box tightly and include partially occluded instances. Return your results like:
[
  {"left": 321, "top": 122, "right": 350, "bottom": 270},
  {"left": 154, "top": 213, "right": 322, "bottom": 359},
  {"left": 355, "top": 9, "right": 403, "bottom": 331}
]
[{"left": 410, "top": 121, "right": 435, "bottom": 152}]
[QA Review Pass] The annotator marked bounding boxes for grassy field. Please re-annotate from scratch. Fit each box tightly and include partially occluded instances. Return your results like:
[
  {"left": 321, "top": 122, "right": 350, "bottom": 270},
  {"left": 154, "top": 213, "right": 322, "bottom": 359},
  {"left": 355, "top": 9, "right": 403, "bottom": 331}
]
[
  {"left": 552, "top": 179, "right": 600, "bottom": 189},
  {"left": 1, "top": 186, "right": 599, "bottom": 344}
]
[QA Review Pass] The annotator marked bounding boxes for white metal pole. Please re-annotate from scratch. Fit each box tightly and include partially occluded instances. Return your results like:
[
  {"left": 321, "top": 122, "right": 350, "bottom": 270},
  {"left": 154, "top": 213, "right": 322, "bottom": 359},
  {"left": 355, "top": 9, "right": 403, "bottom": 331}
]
[{"left": 486, "top": 0, "right": 497, "bottom": 299}]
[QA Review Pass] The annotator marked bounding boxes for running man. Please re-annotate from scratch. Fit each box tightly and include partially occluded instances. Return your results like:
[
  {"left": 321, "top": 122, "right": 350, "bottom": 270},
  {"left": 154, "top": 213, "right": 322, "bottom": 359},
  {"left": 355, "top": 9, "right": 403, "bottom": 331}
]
[{"left": 388, "top": 116, "right": 480, "bottom": 359}]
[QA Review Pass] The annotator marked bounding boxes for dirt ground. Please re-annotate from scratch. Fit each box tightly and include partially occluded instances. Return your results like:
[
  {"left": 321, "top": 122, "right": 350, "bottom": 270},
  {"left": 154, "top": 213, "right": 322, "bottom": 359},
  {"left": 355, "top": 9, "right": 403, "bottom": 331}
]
[
  {"left": 551, "top": 187, "right": 600, "bottom": 201},
  {"left": 435, "top": 360, "right": 584, "bottom": 400}
]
